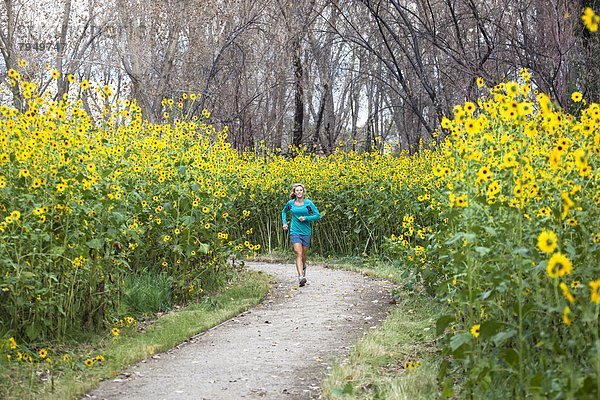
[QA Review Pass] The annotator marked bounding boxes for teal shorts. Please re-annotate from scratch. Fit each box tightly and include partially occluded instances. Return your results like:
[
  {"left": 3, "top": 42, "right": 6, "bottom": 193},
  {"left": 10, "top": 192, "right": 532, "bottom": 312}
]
[{"left": 290, "top": 234, "right": 311, "bottom": 247}]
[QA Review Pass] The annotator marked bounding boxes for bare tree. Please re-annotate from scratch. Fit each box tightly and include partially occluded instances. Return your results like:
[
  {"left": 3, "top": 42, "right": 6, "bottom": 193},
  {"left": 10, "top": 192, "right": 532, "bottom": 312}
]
[
  {"left": 274, "top": 0, "right": 317, "bottom": 149},
  {"left": 0, "top": 0, "right": 25, "bottom": 109},
  {"left": 115, "top": 0, "right": 186, "bottom": 121},
  {"left": 2, "top": 0, "right": 596, "bottom": 150},
  {"left": 326, "top": 0, "right": 599, "bottom": 151}
]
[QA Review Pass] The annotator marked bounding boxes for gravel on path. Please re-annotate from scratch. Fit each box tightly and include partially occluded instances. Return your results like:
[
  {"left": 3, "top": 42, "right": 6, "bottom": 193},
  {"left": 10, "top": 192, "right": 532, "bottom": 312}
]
[{"left": 86, "top": 261, "right": 395, "bottom": 400}]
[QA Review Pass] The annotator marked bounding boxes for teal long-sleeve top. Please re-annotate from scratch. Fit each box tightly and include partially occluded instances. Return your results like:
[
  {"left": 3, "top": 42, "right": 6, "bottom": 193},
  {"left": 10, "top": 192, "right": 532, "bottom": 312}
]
[{"left": 281, "top": 199, "right": 321, "bottom": 236}]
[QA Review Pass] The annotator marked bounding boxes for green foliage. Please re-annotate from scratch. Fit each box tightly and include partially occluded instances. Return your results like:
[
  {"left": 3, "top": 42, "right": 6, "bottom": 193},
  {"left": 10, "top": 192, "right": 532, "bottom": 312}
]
[{"left": 121, "top": 271, "right": 174, "bottom": 314}]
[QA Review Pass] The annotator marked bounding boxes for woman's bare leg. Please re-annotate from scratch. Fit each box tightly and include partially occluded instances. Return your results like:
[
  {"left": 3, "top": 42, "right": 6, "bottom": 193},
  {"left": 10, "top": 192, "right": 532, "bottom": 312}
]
[
  {"left": 302, "top": 246, "right": 308, "bottom": 273},
  {"left": 293, "top": 242, "right": 304, "bottom": 276}
]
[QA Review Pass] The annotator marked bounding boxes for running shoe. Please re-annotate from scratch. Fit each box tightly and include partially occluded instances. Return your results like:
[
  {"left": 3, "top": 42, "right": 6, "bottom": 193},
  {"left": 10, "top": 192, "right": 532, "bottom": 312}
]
[{"left": 298, "top": 275, "right": 307, "bottom": 287}]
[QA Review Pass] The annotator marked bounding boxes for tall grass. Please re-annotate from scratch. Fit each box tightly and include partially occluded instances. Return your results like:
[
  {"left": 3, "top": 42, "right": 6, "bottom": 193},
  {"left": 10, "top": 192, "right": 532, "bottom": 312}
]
[{"left": 121, "top": 271, "right": 174, "bottom": 314}]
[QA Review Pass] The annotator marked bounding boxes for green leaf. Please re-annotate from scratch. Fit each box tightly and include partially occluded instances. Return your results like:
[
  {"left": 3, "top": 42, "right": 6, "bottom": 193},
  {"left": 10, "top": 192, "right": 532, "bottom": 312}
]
[
  {"left": 521, "top": 303, "right": 535, "bottom": 318},
  {"left": 435, "top": 281, "right": 450, "bottom": 296},
  {"left": 449, "top": 332, "right": 471, "bottom": 351},
  {"left": 107, "top": 227, "right": 118, "bottom": 239},
  {"left": 529, "top": 373, "right": 543, "bottom": 389},
  {"left": 576, "top": 376, "right": 597, "bottom": 397},
  {"left": 57, "top": 304, "right": 66, "bottom": 316},
  {"left": 20, "top": 271, "right": 36, "bottom": 280},
  {"left": 440, "top": 378, "right": 454, "bottom": 398},
  {"left": 491, "top": 329, "right": 516, "bottom": 346},
  {"left": 198, "top": 242, "right": 210, "bottom": 254},
  {"left": 444, "top": 233, "right": 464, "bottom": 245},
  {"left": 129, "top": 190, "right": 143, "bottom": 201},
  {"left": 181, "top": 216, "right": 196, "bottom": 226},
  {"left": 342, "top": 382, "right": 354, "bottom": 394},
  {"left": 463, "top": 233, "right": 476, "bottom": 243},
  {"left": 513, "top": 248, "right": 530, "bottom": 257},
  {"left": 475, "top": 246, "right": 490, "bottom": 257},
  {"left": 26, "top": 324, "right": 40, "bottom": 341},
  {"left": 479, "top": 320, "right": 503, "bottom": 340},
  {"left": 86, "top": 238, "right": 104, "bottom": 250},
  {"left": 50, "top": 246, "right": 65, "bottom": 256},
  {"left": 436, "top": 315, "right": 455, "bottom": 335},
  {"left": 479, "top": 289, "right": 494, "bottom": 300},
  {"left": 111, "top": 211, "right": 126, "bottom": 223},
  {"left": 565, "top": 242, "right": 576, "bottom": 257},
  {"left": 173, "top": 245, "right": 184, "bottom": 255},
  {"left": 500, "top": 348, "right": 519, "bottom": 368},
  {"left": 483, "top": 226, "right": 497, "bottom": 236},
  {"left": 438, "top": 359, "right": 449, "bottom": 381}
]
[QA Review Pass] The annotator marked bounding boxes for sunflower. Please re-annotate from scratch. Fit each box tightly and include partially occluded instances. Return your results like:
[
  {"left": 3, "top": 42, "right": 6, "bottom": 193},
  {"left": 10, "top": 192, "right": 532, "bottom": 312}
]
[
  {"left": 582, "top": 7, "right": 599, "bottom": 32},
  {"left": 464, "top": 102, "right": 477, "bottom": 114},
  {"left": 546, "top": 253, "right": 572, "bottom": 278},
  {"left": 571, "top": 91, "right": 583, "bottom": 102},
  {"left": 562, "top": 306, "right": 572, "bottom": 326},
  {"left": 565, "top": 218, "right": 578, "bottom": 227},
  {"left": 537, "top": 230, "right": 558, "bottom": 254},
  {"left": 470, "top": 324, "right": 481, "bottom": 338},
  {"left": 38, "top": 348, "right": 48, "bottom": 359},
  {"left": 537, "top": 207, "right": 551, "bottom": 217},
  {"left": 590, "top": 279, "right": 600, "bottom": 304},
  {"left": 455, "top": 194, "right": 468, "bottom": 208},
  {"left": 559, "top": 282, "right": 575, "bottom": 304}
]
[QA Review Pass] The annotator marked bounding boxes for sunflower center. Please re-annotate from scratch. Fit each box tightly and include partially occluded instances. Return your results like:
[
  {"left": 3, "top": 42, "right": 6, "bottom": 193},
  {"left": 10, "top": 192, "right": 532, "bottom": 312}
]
[{"left": 556, "top": 263, "right": 564, "bottom": 272}]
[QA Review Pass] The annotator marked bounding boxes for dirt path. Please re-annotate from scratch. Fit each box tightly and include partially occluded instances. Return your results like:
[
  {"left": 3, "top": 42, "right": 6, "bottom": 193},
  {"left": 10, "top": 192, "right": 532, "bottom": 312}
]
[{"left": 86, "top": 262, "right": 395, "bottom": 400}]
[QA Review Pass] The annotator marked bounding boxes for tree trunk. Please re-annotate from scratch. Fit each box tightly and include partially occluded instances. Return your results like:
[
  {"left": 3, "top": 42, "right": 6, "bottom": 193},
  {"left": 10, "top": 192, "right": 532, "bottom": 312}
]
[
  {"left": 56, "top": 0, "right": 72, "bottom": 99},
  {"left": 0, "top": 0, "right": 23, "bottom": 110},
  {"left": 291, "top": 37, "right": 303, "bottom": 149}
]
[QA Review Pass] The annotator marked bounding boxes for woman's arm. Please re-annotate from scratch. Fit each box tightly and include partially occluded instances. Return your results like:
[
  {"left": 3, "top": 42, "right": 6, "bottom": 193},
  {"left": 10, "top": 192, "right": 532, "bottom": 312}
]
[
  {"left": 281, "top": 201, "right": 290, "bottom": 225},
  {"left": 305, "top": 200, "right": 321, "bottom": 222}
]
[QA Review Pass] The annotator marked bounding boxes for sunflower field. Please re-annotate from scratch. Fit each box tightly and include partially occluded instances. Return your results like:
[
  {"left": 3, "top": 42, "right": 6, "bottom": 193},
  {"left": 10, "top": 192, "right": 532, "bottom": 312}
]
[
  {"left": 421, "top": 75, "right": 599, "bottom": 398},
  {"left": 0, "top": 61, "right": 598, "bottom": 398},
  {"left": 0, "top": 84, "right": 265, "bottom": 343}
]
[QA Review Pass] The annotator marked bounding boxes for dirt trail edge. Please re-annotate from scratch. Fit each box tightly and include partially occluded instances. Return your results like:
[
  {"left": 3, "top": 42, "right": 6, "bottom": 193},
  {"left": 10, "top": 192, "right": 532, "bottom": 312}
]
[{"left": 86, "top": 262, "right": 395, "bottom": 400}]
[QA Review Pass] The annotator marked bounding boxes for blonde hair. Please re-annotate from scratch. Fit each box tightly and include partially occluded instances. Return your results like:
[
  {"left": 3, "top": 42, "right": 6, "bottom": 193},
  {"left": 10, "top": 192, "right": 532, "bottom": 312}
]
[{"left": 289, "top": 183, "right": 305, "bottom": 199}]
